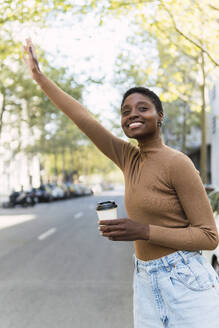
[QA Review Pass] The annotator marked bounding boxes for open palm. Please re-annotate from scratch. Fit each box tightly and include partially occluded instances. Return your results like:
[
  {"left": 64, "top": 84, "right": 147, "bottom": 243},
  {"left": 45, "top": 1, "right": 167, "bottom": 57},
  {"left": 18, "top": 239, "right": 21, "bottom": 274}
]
[{"left": 23, "top": 38, "right": 41, "bottom": 79}]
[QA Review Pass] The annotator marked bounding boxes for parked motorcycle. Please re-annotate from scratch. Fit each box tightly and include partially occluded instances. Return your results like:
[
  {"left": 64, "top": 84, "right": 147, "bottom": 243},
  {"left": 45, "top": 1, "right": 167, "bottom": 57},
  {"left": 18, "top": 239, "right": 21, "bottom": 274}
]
[{"left": 3, "top": 190, "right": 37, "bottom": 208}]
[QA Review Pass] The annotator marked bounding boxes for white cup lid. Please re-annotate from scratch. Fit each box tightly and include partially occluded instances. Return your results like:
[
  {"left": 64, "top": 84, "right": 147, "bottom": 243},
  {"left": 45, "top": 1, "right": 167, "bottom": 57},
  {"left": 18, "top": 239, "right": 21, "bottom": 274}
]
[{"left": 96, "top": 201, "right": 117, "bottom": 211}]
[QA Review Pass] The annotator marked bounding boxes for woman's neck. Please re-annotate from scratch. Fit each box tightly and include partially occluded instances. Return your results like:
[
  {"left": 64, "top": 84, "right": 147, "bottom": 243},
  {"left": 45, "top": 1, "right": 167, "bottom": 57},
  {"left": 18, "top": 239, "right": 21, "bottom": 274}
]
[{"left": 137, "top": 133, "right": 164, "bottom": 153}]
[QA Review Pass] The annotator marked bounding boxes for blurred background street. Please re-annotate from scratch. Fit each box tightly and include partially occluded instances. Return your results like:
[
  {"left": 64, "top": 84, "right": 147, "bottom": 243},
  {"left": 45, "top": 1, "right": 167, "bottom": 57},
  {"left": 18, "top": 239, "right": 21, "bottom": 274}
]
[
  {"left": 0, "top": 189, "right": 134, "bottom": 328},
  {"left": 0, "top": 0, "right": 219, "bottom": 327}
]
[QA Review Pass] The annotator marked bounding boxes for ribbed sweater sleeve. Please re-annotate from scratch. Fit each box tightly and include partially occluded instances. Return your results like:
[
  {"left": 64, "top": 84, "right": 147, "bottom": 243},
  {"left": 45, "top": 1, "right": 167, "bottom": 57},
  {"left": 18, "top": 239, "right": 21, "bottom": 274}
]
[
  {"left": 75, "top": 114, "right": 134, "bottom": 171},
  {"left": 148, "top": 152, "right": 219, "bottom": 251},
  {"left": 36, "top": 74, "right": 134, "bottom": 171}
]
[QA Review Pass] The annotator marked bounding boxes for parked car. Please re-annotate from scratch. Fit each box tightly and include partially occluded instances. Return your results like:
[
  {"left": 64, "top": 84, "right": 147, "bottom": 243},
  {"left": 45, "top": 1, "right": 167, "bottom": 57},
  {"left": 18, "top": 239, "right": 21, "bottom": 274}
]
[
  {"left": 65, "top": 182, "right": 77, "bottom": 198},
  {"left": 89, "top": 183, "right": 102, "bottom": 194},
  {"left": 208, "top": 189, "right": 219, "bottom": 213},
  {"left": 77, "top": 184, "right": 93, "bottom": 196},
  {"left": 26, "top": 188, "right": 39, "bottom": 205},
  {"left": 35, "top": 185, "right": 53, "bottom": 202},
  {"left": 48, "top": 183, "right": 65, "bottom": 200},
  {"left": 85, "top": 186, "right": 94, "bottom": 196},
  {"left": 67, "top": 183, "right": 93, "bottom": 197},
  {"left": 72, "top": 184, "right": 85, "bottom": 197},
  {"left": 101, "top": 183, "right": 114, "bottom": 191},
  {"left": 204, "top": 184, "right": 216, "bottom": 194},
  {"left": 62, "top": 183, "right": 71, "bottom": 199},
  {"left": 203, "top": 189, "right": 219, "bottom": 274}
]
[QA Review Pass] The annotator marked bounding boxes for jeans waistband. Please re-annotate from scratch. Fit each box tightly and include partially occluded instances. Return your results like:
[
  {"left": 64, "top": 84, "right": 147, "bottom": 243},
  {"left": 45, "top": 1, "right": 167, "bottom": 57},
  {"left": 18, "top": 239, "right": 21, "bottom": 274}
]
[{"left": 134, "top": 250, "right": 202, "bottom": 272}]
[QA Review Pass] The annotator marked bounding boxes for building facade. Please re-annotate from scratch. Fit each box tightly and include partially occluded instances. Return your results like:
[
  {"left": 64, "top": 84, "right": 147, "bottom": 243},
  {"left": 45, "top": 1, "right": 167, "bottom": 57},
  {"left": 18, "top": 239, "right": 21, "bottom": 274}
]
[{"left": 210, "top": 79, "right": 219, "bottom": 187}]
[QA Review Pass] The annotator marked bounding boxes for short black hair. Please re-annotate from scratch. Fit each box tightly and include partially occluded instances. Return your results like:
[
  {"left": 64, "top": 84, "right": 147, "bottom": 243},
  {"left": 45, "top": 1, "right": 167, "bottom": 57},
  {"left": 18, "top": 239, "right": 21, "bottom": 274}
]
[{"left": 121, "top": 87, "right": 163, "bottom": 114}]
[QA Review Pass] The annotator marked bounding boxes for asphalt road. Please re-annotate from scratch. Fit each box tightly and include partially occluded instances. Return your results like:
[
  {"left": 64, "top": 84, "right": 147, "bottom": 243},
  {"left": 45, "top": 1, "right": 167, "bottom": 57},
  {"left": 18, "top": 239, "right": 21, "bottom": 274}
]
[{"left": 0, "top": 192, "right": 134, "bottom": 328}]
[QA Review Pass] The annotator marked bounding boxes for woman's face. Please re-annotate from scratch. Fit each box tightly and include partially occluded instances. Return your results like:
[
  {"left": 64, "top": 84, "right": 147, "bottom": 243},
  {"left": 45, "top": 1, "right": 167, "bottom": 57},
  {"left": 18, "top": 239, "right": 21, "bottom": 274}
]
[{"left": 121, "top": 93, "right": 163, "bottom": 140}]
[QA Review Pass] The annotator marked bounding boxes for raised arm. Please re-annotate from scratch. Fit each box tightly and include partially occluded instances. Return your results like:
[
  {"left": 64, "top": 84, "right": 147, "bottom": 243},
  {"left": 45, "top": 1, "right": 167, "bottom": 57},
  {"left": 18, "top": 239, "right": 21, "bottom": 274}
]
[{"left": 23, "top": 38, "right": 133, "bottom": 171}]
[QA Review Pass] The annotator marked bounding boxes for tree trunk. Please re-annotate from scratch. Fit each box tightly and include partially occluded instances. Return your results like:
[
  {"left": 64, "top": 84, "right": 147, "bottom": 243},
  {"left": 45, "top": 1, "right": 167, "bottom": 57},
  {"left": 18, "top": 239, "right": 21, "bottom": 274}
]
[
  {"left": 70, "top": 147, "right": 74, "bottom": 182},
  {"left": 54, "top": 152, "right": 58, "bottom": 177},
  {"left": 62, "top": 148, "right": 66, "bottom": 183},
  {"left": 200, "top": 51, "right": 207, "bottom": 183},
  {"left": 181, "top": 103, "right": 187, "bottom": 153}
]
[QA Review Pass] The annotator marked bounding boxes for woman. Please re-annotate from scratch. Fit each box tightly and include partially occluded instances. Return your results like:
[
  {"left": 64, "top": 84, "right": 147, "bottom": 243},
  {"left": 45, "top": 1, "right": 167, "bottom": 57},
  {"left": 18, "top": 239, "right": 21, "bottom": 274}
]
[{"left": 23, "top": 38, "right": 219, "bottom": 327}]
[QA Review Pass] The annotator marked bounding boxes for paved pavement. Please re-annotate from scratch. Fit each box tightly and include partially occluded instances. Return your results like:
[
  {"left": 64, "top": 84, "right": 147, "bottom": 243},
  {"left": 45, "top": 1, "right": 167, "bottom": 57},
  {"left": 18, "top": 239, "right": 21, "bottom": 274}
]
[{"left": 0, "top": 193, "right": 134, "bottom": 328}]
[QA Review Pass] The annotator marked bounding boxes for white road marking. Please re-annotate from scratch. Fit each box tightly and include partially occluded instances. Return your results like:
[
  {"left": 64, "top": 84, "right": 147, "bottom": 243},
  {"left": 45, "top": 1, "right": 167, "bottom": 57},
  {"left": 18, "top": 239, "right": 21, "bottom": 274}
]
[
  {"left": 38, "top": 228, "right": 57, "bottom": 240},
  {"left": 0, "top": 215, "right": 36, "bottom": 230},
  {"left": 74, "top": 212, "right": 83, "bottom": 219}
]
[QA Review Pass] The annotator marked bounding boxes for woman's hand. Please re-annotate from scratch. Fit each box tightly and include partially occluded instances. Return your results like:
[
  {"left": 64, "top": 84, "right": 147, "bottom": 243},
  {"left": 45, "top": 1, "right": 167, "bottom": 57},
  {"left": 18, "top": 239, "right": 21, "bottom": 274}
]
[
  {"left": 23, "top": 38, "right": 41, "bottom": 81},
  {"left": 98, "top": 218, "right": 150, "bottom": 241}
]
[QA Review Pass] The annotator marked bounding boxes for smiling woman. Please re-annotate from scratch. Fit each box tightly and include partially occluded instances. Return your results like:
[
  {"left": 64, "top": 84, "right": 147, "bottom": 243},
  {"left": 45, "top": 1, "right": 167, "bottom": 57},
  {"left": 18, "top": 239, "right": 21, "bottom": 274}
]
[
  {"left": 120, "top": 87, "right": 163, "bottom": 140},
  {"left": 23, "top": 38, "right": 219, "bottom": 328}
]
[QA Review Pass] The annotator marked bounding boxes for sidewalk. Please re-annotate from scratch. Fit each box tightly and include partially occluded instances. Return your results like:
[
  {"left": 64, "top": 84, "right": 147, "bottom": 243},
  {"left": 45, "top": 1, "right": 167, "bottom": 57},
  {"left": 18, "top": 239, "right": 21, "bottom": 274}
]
[
  {"left": 0, "top": 194, "right": 9, "bottom": 213},
  {"left": 0, "top": 194, "right": 9, "bottom": 202}
]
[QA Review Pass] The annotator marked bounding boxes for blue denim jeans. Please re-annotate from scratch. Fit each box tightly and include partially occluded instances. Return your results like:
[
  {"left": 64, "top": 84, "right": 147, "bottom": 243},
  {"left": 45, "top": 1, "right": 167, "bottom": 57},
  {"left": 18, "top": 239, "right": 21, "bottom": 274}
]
[{"left": 133, "top": 250, "right": 219, "bottom": 328}]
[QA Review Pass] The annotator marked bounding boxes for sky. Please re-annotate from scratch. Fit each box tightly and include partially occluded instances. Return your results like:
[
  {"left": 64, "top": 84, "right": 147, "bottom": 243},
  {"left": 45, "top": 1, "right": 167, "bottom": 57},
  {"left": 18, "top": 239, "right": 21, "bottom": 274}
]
[
  {"left": 16, "top": 7, "right": 159, "bottom": 132},
  {"left": 17, "top": 11, "right": 136, "bottom": 129}
]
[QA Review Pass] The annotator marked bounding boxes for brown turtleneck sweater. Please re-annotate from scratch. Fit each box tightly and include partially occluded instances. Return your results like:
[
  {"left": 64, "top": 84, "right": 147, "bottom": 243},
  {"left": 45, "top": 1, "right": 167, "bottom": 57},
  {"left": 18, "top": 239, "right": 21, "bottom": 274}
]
[{"left": 36, "top": 74, "right": 219, "bottom": 261}]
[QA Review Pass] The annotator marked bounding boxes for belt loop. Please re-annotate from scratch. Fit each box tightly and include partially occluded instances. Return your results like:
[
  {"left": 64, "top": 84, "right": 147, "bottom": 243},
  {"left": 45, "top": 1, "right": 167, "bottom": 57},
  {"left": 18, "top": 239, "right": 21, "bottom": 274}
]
[
  {"left": 161, "top": 256, "right": 171, "bottom": 272},
  {"left": 136, "top": 258, "right": 139, "bottom": 273},
  {"left": 178, "top": 251, "right": 188, "bottom": 264},
  {"left": 133, "top": 254, "right": 139, "bottom": 273}
]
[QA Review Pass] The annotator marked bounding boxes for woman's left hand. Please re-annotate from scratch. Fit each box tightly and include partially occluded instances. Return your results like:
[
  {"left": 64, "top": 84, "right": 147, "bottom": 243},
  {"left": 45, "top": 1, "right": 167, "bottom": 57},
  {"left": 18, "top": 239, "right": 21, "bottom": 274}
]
[{"left": 98, "top": 218, "right": 149, "bottom": 241}]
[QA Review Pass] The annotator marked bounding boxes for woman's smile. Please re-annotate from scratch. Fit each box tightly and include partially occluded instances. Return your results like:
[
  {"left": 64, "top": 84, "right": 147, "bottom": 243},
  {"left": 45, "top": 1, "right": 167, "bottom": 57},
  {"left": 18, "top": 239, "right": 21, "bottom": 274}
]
[
  {"left": 121, "top": 93, "right": 163, "bottom": 140},
  {"left": 128, "top": 121, "right": 145, "bottom": 129}
]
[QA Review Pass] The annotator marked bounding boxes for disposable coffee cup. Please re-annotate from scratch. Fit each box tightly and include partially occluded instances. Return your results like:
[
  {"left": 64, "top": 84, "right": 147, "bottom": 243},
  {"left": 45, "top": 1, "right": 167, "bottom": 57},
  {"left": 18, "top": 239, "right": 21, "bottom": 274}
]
[{"left": 96, "top": 201, "right": 118, "bottom": 220}]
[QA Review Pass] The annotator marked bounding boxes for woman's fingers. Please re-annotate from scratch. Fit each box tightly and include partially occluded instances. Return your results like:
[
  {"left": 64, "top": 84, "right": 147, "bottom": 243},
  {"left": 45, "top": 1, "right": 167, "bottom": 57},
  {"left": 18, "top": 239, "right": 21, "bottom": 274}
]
[
  {"left": 98, "top": 219, "right": 126, "bottom": 226},
  {"left": 29, "top": 44, "right": 37, "bottom": 61},
  {"left": 25, "top": 38, "right": 31, "bottom": 54},
  {"left": 26, "top": 38, "right": 32, "bottom": 50},
  {"left": 108, "top": 236, "right": 129, "bottom": 241},
  {"left": 99, "top": 224, "right": 124, "bottom": 232},
  {"left": 23, "top": 38, "right": 34, "bottom": 58},
  {"left": 23, "top": 41, "right": 34, "bottom": 63},
  {"left": 23, "top": 38, "right": 41, "bottom": 75},
  {"left": 23, "top": 45, "right": 30, "bottom": 60},
  {"left": 98, "top": 219, "right": 128, "bottom": 238},
  {"left": 102, "top": 230, "right": 125, "bottom": 237},
  {"left": 25, "top": 39, "right": 34, "bottom": 58},
  {"left": 22, "top": 54, "right": 27, "bottom": 66}
]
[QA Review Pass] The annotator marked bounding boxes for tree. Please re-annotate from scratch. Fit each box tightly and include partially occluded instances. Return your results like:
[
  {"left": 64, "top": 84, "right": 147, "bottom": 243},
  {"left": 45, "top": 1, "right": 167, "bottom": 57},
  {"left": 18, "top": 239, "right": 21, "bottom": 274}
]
[
  {"left": 0, "top": 1, "right": 122, "bottom": 188},
  {"left": 83, "top": 0, "right": 218, "bottom": 66},
  {"left": 111, "top": 30, "right": 200, "bottom": 149},
  {"left": 20, "top": 63, "right": 117, "bottom": 183},
  {"left": 0, "top": 0, "right": 81, "bottom": 134},
  {"left": 82, "top": 0, "right": 219, "bottom": 183}
]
